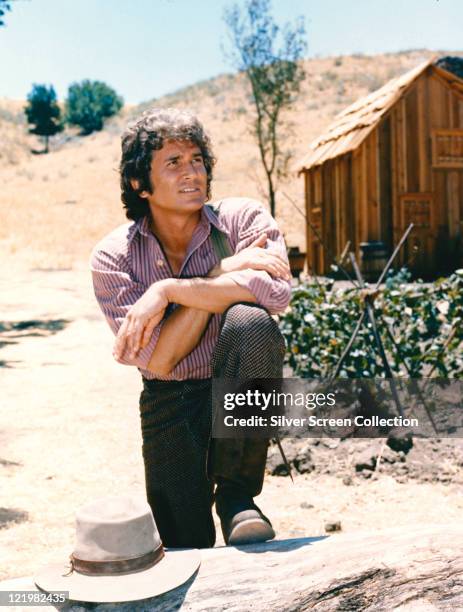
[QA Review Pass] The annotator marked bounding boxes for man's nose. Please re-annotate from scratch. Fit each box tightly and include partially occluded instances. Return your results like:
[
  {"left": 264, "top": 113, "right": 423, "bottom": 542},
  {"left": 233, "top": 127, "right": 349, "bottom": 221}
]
[{"left": 183, "top": 162, "right": 199, "bottom": 177}]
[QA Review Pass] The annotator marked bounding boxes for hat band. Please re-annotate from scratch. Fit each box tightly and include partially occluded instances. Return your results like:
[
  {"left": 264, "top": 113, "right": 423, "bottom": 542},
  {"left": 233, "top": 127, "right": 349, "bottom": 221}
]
[{"left": 70, "top": 543, "right": 165, "bottom": 576}]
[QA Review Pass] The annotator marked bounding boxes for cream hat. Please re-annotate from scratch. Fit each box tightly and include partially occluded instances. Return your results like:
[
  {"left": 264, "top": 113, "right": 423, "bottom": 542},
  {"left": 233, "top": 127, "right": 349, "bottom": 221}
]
[{"left": 34, "top": 496, "right": 200, "bottom": 603}]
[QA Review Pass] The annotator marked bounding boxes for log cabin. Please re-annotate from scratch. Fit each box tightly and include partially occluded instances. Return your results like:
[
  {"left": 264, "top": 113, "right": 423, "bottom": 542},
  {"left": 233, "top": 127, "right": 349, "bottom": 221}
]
[{"left": 297, "top": 59, "right": 463, "bottom": 278}]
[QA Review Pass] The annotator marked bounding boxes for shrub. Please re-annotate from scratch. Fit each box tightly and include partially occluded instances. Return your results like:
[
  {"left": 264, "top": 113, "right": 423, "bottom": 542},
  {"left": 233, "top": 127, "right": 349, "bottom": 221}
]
[
  {"left": 322, "top": 70, "right": 338, "bottom": 83},
  {"left": 65, "top": 80, "right": 123, "bottom": 135},
  {"left": 279, "top": 269, "right": 463, "bottom": 378}
]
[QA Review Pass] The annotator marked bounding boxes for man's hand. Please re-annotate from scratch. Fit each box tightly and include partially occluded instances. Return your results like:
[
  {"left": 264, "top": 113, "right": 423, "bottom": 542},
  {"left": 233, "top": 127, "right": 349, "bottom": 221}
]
[
  {"left": 208, "top": 234, "right": 291, "bottom": 280},
  {"left": 113, "top": 281, "right": 169, "bottom": 361}
]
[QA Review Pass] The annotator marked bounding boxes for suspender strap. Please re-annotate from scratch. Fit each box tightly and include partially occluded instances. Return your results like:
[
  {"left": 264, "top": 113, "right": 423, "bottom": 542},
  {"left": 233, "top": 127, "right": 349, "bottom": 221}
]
[{"left": 206, "top": 203, "right": 233, "bottom": 259}]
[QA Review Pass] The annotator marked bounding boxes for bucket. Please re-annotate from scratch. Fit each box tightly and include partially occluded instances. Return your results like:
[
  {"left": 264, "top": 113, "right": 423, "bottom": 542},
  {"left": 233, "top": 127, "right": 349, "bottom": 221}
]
[{"left": 359, "top": 241, "right": 388, "bottom": 282}]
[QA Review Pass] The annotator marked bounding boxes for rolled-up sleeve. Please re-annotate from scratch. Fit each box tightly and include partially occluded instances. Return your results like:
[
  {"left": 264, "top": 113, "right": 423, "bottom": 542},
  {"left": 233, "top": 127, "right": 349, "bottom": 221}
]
[
  {"left": 225, "top": 200, "right": 292, "bottom": 314},
  {"left": 90, "top": 246, "right": 163, "bottom": 369}
]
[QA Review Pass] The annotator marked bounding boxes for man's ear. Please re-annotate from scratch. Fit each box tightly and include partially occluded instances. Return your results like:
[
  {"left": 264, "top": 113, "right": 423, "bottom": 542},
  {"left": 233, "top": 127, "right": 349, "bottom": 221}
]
[{"left": 130, "top": 178, "right": 149, "bottom": 198}]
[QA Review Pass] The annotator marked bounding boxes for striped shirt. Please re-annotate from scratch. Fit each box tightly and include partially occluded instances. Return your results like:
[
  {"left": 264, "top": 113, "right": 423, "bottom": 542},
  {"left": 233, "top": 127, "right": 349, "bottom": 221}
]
[{"left": 90, "top": 197, "right": 291, "bottom": 380}]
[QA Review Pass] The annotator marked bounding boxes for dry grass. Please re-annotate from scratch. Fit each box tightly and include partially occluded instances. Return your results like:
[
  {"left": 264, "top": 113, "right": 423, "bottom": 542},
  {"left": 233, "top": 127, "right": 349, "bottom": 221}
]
[{"left": 0, "top": 50, "right": 441, "bottom": 269}]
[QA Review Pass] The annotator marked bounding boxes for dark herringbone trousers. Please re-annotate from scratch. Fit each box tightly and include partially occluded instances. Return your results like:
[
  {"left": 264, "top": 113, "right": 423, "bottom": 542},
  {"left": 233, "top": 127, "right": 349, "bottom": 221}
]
[{"left": 139, "top": 303, "right": 285, "bottom": 548}]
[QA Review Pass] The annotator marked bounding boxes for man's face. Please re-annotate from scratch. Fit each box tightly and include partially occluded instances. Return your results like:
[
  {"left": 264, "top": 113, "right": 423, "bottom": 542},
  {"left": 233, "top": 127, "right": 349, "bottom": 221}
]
[{"left": 140, "top": 139, "right": 208, "bottom": 214}]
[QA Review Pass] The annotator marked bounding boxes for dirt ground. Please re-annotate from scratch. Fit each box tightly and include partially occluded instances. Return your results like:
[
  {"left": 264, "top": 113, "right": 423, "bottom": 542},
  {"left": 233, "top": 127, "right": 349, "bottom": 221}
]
[{"left": 1, "top": 264, "right": 462, "bottom": 583}]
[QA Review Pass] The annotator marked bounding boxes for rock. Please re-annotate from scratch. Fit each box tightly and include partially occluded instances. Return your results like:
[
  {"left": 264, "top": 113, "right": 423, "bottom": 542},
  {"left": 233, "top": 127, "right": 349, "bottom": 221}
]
[
  {"left": 387, "top": 433, "right": 413, "bottom": 454},
  {"left": 354, "top": 450, "right": 376, "bottom": 472},
  {"left": 293, "top": 451, "right": 315, "bottom": 474},
  {"left": 380, "top": 446, "right": 398, "bottom": 464},
  {"left": 320, "top": 439, "right": 339, "bottom": 449},
  {"left": 300, "top": 502, "right": 314, "bottom": 509},
  {"left": 342, "top": 475, "right": 353, "bottom": 486},
  {"left": 325, "top": 520, "right": 342, "bottom": 532},
  {"left": 266, "top": 440, "right": 314, "bottom": 476}
]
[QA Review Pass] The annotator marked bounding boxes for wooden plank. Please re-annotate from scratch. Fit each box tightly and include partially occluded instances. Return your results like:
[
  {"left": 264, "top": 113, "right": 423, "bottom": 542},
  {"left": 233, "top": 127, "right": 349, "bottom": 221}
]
[
  {"left": 390, "top": 109, "right": 400, "bottom": 252},
  {"left": 339, "top": 158, "right": 346, "bottom": 255},
  {"left": 429, "top": 76, "right": 444, "bottom": 130},
  {"left": 447, "top": 171, "right": 460, "bottom": 239},
  {"left": 366, "top": 130, "right": 379, "bottom": 241},
  {"left": 405, "top": 87, "right": 419, "bottom": 193},
  {"left": 346, "top": 154, "right": 355, "bottom": 254},
  {"left": 326, "top": 161, "right": 336, "bottom": 265},
  {"left": 352, "top": 149, "right": 362, "bottom": 251},
  {"left": 453, "top": 92, "right": 460, "bottom": 129},
  {"left": 361, "top": 142, "right": 368, "bottom": 243},
  {"left": 424, "top": 72, "right": 432, "bottom": 190},
  {"left": 448, "top": 87, "right": 455, "bottom": 128},
  {"left": 334, "top": 160, "right": 341, "bottom": 257},
  {"left": 378, "top": 116, "right": 392, "bottom": 250},
  {"left": 416, "top": 75, "right": 428, "bottom": 192},
  {"left": 396, "top": 99, "right": 407, "bottom": 195},
  {"left": 310, "top": 169, "right": 322, "bottom": 275},
  {"left": 304, "top": 172, "right": 312, "bottom": 273},
  {"left": 432, "top": 170, "right": 447, "bottom": 237},
  {"left": 460, "top": 171, "right": 463, "bottom": 229}
]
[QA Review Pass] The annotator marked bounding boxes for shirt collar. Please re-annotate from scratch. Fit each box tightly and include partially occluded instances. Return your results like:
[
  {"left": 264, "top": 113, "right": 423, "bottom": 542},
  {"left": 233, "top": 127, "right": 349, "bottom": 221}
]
[
  {"left": 134, "top": 202, "right": 229, "bottom": 240},
  {"left": 201, "top": 202, "right": 230, "bottom": 235}
]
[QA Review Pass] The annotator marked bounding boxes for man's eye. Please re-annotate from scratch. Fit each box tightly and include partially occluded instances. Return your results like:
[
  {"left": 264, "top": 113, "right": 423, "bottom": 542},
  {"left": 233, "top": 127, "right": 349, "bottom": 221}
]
[{"left": 193, "top": 157, "right": 203, "bottom": 164}]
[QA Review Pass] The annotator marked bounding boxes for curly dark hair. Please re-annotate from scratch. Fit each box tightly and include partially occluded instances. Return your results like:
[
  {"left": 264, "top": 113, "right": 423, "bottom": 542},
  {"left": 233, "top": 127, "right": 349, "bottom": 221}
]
[{"left": 120, "top": 107, "right": 216, "bottom": 220}]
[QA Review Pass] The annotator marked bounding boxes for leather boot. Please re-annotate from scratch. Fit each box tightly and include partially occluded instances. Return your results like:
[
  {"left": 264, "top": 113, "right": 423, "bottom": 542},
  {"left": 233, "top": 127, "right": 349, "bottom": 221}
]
[{"left": 210, "top": 438, "right": 275, "bottom": 545}]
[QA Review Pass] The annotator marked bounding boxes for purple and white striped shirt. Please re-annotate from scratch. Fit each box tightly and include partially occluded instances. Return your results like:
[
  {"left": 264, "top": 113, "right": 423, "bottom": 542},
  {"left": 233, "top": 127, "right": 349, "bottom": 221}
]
[{"left": 90, "top": 197, "right": 291, "bottom": 380}]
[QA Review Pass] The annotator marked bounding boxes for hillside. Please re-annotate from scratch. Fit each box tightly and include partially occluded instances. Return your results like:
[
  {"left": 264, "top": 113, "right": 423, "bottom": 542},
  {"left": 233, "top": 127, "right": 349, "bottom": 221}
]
[{"left": 0, "top": 49, "right": 450, "bottom": 269}]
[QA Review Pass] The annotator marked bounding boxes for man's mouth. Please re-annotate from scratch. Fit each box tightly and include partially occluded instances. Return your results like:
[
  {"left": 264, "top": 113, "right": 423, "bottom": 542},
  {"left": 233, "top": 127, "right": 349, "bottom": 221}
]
[{"left": 179, "top": 187, "right": 199, "bottom": 193}]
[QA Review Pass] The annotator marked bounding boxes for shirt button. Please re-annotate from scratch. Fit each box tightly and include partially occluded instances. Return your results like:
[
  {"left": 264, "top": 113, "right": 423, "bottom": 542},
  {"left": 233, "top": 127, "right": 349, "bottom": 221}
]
[{"left": 156, "top": 259, "right": 164, "bottom": 267}]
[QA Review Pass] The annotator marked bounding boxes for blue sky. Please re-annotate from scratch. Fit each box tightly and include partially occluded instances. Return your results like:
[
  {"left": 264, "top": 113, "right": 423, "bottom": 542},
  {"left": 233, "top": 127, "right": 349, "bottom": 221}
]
[{"left": 1, "top": 0, "right": 462, "bottom": 104}]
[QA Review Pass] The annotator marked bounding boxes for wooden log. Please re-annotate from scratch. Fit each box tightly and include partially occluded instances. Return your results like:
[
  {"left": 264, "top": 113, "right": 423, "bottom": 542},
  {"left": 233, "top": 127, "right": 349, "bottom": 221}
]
[{"left": 2, "top": 524, "right": 463, "bottom": 611}]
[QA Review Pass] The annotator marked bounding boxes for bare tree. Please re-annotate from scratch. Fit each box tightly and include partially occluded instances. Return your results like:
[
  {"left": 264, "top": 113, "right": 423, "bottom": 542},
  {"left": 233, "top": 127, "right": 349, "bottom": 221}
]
[{"left": 223, "top": 0, "right": 306, "bottom": 217}]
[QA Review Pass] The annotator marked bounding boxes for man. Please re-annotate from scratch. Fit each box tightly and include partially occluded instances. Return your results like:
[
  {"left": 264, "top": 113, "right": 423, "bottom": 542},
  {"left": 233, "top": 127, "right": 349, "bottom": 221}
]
[{"left": 91, "top": 107, "right": 291, "bottom": 548}]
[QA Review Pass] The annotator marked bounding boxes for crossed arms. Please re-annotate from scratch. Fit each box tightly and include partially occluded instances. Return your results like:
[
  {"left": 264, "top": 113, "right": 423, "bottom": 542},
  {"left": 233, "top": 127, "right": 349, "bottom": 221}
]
[{"left": 114, "top": 234, "right": 290, "bottom": 375}]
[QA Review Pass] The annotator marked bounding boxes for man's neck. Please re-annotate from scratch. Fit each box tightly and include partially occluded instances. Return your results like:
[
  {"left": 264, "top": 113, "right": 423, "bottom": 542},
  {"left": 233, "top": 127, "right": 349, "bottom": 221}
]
[{"left": 149, "top": 207, "right": 202, "bottom": 253}]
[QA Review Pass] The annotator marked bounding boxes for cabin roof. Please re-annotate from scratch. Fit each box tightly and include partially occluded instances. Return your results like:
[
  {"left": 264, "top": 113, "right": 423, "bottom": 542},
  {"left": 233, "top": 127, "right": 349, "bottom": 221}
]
[{"left": 297, "top": 60, "right": 463, "bottom": 173}]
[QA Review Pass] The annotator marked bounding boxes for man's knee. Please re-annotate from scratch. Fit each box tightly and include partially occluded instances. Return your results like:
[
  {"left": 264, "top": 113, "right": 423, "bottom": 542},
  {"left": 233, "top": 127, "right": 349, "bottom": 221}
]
[{"left": 220, "top": 303, "right": 284, "bottom": 350}]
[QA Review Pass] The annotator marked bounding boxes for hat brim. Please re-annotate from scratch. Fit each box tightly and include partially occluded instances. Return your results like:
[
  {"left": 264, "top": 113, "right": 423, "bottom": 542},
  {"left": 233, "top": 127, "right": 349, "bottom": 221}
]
[{"left": 33, "top": 548, "right": 200, "bottom": 603}]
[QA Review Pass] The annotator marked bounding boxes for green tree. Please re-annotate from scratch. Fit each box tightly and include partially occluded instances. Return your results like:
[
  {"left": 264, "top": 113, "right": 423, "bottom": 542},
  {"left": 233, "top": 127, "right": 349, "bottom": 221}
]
[
  {"left": 24, "top": 84, "right": 63, "bottom": 153},
  {"left": 0, "top": 0, "right": 11, "bottom": 27},
  {"left": 224, "top": 0, "right": 307, "bottom": 217},
  {"left": 65, "top": 80, "right": 123, "bottom": 135}
]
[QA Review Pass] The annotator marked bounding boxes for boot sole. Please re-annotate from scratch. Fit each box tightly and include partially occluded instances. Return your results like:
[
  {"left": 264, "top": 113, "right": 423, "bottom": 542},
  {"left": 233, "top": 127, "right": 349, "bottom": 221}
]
[{"left": 227, "top": 518, "right": 276, "bottom": 545}]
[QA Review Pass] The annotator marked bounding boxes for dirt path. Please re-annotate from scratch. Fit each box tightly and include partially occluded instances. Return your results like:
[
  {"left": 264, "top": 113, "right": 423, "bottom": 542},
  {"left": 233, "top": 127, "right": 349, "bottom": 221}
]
[{"left": 1, "top": 266, "right": 462, "bottom": 582}]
